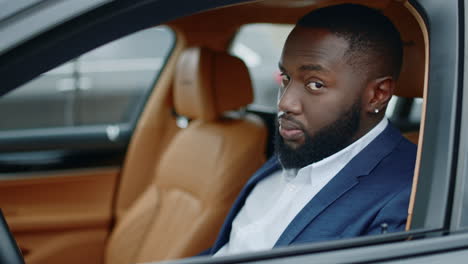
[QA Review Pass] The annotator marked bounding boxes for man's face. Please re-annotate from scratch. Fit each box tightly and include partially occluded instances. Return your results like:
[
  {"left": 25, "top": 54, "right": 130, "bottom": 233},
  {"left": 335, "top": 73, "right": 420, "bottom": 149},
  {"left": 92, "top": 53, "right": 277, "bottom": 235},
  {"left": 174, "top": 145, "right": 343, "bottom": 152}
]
[{"left": 276, "top": 26, "right": 367, "bottom": 169}]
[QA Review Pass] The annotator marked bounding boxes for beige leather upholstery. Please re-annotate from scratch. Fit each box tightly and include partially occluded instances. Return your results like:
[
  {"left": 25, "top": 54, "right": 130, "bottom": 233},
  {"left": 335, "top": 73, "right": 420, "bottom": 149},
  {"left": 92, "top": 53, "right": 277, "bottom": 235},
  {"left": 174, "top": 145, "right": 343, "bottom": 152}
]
[
  {"left": 386, "top": 1, "right": 425, "bottom": 100},
  {"left": 174, "top": 47, "right": 253, "bottom": 121},
  {"left": 2, "top": 169, "right": 118, "bottom": 264},
  {"left": 114, "top": 37, "right": 185, "bottom": 220},
  {"left": 105, "top": 47, "right": 267, "bottom": 264},
  {"left": 403, "top": 130, "right": 419, "bottom": 145}
]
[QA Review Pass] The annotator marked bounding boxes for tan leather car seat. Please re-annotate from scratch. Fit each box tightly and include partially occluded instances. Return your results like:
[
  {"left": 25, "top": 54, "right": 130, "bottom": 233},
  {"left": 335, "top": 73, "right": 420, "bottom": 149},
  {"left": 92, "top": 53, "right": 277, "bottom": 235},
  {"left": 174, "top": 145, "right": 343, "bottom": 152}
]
[
  {"left": 403, "top": 130, "right": 419, "bottom": 145},
  {"left": 105, "top": 47, "right": 267, "bottom": 264}
]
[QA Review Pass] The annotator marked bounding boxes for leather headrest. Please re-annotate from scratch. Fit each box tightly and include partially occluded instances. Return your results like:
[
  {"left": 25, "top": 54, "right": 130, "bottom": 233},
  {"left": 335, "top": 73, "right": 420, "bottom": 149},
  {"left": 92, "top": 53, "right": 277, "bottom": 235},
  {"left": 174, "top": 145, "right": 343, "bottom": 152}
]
[
  {"left": 392, "top": 40, "right": 424, "bottom": 98},
  {"left": 174, "top": 47, "right": 253, "bottom": 121}
]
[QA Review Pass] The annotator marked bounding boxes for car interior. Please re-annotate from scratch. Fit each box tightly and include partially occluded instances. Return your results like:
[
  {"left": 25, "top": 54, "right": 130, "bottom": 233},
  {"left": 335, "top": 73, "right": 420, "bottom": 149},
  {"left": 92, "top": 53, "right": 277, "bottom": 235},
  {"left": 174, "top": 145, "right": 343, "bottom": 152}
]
[{"left": 0, "top": 0, "right": 428, "bottom": 264}]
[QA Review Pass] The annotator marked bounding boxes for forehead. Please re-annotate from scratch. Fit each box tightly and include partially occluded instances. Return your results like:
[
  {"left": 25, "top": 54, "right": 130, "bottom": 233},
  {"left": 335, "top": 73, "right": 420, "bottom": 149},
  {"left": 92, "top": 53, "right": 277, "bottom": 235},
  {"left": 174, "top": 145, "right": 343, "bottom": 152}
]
[{"left": 281, "top": 26, "right": 349, "bottom": 68}]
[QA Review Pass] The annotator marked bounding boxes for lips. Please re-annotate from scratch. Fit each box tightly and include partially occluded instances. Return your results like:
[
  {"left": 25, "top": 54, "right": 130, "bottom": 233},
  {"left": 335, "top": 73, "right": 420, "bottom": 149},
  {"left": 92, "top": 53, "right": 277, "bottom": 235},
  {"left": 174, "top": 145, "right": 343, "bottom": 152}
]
[{"left": 279, "top": 118, "right": 304, "bottom": 141}]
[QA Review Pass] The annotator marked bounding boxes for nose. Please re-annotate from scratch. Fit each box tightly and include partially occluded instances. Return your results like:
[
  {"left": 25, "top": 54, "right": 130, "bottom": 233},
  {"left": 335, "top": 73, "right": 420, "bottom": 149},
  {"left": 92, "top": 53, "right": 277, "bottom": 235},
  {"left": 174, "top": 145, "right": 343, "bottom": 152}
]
[{"left": 278, "top": 81, "right": 302, "bottom": 115}]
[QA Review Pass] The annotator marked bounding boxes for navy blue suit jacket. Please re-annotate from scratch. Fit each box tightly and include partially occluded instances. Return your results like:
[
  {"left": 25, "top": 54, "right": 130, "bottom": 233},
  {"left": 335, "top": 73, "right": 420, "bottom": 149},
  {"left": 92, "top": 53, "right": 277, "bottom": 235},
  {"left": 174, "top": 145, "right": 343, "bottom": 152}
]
[{"left": 207, "top": 123, "right": 416, "bottom": 254}]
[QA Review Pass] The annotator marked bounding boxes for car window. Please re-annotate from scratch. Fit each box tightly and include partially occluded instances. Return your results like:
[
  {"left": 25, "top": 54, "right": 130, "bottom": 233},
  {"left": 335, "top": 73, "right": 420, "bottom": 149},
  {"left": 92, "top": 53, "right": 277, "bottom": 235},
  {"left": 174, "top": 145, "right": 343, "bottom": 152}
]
[
  {"left": 230, "top": 23, "right": 293, "bottom": 112},
  {"left": 0, "top": 25, "right": 174, "bottom": 130},
  {"left": 387, "top": 96, "right": 422, "bottom": 131}
]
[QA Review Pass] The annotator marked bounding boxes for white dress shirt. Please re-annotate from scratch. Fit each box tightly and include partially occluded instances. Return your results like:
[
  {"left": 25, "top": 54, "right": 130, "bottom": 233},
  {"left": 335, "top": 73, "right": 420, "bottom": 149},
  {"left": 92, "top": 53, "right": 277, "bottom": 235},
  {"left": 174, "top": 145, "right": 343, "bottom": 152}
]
[{"left": 214, "top": 118, "right": 388, "bottom": 256}]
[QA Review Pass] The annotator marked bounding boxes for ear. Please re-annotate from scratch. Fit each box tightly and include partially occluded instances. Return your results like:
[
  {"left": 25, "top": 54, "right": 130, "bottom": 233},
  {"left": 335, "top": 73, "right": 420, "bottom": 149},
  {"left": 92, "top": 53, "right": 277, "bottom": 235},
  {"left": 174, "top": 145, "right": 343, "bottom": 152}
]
[{"left": 363, "top": 76, "right": 396, "bottom": 114}]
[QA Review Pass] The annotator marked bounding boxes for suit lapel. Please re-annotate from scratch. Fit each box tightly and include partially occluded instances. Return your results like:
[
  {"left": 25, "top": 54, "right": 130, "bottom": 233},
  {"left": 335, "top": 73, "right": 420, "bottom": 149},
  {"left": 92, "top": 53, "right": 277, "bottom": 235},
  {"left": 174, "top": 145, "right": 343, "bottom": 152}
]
[
  {"left": 211, "top": 156, "right": 281, "bottom": 253},
  {"left": 274, "top": 123, "right": 404, "bottom": 246},
  {"left": 274, "top": 167, "right": 359, "bottom": 246}
]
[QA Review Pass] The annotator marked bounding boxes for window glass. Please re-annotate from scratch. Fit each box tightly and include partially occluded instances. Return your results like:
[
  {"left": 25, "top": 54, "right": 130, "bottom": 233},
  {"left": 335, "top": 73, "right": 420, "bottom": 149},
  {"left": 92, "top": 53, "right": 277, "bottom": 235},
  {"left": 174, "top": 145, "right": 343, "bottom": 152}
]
[
  {"left": 386, "top": 96, "right": 422, "bottom": 132},
  {"left": 0, "top": 26, "right": 174, "bottom": 130},
  {"left": 230, "top": 24, "right": 293, "bottom": 112},
  {"left": 409, "top": 98, "right": 423, "bottom": 123}
]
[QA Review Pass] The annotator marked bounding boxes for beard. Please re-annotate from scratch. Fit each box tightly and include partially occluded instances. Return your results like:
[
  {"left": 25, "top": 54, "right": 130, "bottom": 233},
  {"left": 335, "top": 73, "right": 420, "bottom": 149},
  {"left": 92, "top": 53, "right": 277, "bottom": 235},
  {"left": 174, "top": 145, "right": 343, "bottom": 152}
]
[{"left": 274, "top": 102, "right": 361, "bottom": 169}]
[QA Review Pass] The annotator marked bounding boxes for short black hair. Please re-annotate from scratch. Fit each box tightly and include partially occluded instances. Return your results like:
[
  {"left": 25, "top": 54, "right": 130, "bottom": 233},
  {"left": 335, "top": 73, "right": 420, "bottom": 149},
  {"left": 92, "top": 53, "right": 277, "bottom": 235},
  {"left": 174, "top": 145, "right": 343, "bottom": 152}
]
[{"left": 297, "top": 4, "right": 403, "bottom": 79}]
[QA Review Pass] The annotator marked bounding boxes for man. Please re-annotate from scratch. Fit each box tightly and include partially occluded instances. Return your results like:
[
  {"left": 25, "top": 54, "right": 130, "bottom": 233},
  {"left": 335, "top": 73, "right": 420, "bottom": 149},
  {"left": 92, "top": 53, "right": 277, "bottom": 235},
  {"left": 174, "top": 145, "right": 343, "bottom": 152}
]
[{"left": 209, "top": 3, "right": 417, "bottom": 256}]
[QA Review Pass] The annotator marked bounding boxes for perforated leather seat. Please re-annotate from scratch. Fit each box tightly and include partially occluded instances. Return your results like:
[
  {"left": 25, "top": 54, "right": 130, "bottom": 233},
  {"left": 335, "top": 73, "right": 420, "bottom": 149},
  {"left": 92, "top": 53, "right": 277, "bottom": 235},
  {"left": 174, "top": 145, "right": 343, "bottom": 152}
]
[{"left": 105, "top": 47, "right": 267, "bottom": 264}]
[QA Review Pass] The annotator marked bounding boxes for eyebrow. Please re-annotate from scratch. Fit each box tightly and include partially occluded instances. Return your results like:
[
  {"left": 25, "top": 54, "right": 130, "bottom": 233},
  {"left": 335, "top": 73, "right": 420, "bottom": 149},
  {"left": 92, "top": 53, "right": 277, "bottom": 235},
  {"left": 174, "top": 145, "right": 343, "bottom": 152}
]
[
  {"left": 278, "top": 63, "right": 286, "bottom": 72},
  {"left": 278, "top": 63, "right": 329, "bottom": 73},
  {"left": 299, "top": 64, "right": 328, "bottom": 72}
]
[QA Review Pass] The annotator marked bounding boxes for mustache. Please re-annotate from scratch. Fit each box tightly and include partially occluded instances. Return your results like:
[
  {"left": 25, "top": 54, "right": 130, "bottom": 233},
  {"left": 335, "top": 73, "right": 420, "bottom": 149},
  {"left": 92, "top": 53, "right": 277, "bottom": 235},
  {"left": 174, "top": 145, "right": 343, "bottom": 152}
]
[{"left": 277, "top": 111, "right": 306, "bottom": 131}]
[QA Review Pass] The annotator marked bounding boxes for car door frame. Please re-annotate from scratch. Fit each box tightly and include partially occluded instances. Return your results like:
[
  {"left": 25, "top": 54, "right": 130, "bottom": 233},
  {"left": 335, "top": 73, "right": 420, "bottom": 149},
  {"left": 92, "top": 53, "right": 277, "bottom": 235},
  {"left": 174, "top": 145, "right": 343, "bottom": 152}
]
[{"left": 0, "top": 0, "right": 465, "bottom": 262}]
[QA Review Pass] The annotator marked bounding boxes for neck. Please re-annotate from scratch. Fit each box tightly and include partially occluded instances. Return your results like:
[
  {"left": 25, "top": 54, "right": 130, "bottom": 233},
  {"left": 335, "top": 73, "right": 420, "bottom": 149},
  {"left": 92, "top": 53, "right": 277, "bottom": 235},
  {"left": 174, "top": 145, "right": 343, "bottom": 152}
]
[{"left": 351, "top": 116, "right": 384, "bottom": 143}]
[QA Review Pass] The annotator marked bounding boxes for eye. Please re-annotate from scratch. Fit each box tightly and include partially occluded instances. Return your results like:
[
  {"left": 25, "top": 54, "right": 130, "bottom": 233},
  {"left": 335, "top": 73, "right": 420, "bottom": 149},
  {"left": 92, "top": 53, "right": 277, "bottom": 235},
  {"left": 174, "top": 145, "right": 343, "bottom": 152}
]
[
  {"left": 306, "top": 81, "right": 324, "bottom": 91},
  {"left": 280, "top": 73, "right": 290, "bottom": 88}
]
